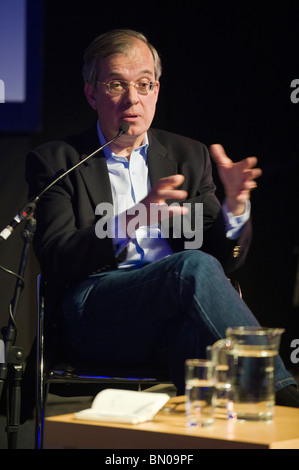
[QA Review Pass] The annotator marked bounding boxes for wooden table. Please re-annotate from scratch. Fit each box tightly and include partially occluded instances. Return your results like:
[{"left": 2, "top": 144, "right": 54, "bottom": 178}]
[{"left": 44, "top": 397, "right": 299, "bottom": 449}]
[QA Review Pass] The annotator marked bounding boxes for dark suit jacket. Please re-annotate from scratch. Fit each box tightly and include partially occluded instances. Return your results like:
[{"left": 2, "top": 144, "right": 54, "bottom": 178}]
[
  {"left": 26, "top": 122, "right": 251, "bottom": 291},
  {"left": 21, "top": 123, "right": 252, "bottom": 422}
]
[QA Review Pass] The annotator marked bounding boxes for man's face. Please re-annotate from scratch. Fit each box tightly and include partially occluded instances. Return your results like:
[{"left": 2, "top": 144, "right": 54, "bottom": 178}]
[{"left": 84, "top": 39, "right": 160, "bottom": 146}]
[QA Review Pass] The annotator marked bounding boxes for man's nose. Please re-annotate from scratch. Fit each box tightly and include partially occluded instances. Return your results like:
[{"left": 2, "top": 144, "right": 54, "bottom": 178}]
[{"left": 124, "top": 84, "right": 139, "bottom": 105}]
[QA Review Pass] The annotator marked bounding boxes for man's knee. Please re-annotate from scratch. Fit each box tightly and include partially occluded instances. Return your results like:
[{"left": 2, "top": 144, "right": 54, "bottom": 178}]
[{"left": 171, "top": 250, "right": 223, "bottom": 273}]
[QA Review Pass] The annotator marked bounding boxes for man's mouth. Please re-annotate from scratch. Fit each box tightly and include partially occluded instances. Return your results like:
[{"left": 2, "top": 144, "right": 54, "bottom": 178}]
[{"left": 122, "top": 114, "right": 139, "bottom": 121}]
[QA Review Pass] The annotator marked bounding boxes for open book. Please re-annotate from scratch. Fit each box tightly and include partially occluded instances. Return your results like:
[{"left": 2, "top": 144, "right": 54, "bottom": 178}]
[{"left": 74, "top": 388, "right": 170, "bottom": 424}]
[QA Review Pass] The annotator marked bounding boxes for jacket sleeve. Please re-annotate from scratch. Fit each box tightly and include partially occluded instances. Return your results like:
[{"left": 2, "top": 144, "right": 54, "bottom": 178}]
[
  {"left": 198, "top": 143, "right": 252, "bottom": 273},
  {"left": 25, "top": 142, "right": 117, "bottom": 287},
  {"left": 163, "top": 136, "right": 252, "bottom": 274}
]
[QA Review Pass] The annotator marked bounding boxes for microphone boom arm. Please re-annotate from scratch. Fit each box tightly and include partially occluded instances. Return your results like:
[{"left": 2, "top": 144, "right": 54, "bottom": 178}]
[{"left": 0, "top": 123, "right": 129, "bottom": 242}]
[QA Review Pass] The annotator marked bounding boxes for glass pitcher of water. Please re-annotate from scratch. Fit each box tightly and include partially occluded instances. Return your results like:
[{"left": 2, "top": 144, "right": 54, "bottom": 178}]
[{"left": 210, "top": 326, "right": 284, "bottom": 421}]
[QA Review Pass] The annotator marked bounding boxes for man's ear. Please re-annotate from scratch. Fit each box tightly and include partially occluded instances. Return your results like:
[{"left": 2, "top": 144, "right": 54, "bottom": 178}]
[{"left": 84, "top": 82, "right": 97, "bottom": 110}]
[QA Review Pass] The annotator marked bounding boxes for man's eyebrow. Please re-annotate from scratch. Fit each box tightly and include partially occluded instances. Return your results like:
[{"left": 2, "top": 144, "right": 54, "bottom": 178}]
[{"left": 107, "top": 69, "right": 155, "bottom": 78}]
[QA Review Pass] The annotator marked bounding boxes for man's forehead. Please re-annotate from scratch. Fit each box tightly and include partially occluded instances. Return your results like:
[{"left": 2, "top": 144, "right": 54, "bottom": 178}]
[{"left": 98, "top": 49, "right": 155, "bottom": 77}]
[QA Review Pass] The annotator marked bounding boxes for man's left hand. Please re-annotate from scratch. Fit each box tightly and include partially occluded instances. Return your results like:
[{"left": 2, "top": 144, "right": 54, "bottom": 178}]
[{"left": 209, "top": 144, "right": 262, "bottom": 216}]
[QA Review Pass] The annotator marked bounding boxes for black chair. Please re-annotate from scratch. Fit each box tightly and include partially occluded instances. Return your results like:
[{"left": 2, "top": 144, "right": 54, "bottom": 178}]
[{"left": 35, "top": 275, "right": 171, "bottom": 449}]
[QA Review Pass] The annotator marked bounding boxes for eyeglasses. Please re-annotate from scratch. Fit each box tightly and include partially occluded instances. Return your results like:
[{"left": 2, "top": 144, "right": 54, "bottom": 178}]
[{"left": 96, "top": 79, "right": 158, "bottom": 95}]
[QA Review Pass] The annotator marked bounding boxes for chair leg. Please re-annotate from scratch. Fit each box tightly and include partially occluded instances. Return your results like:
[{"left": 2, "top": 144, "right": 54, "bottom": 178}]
[
  {"left": 35, "top": 273, "right": 46, "bottom": 449},
  {"left": 35, "top": 381, "right": 49, "bottom": 449}
]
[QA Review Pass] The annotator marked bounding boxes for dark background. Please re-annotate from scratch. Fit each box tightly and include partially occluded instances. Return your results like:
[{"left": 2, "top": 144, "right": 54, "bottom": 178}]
[{"left": 0, "top": 0, "right": 298, "bottom": 371}]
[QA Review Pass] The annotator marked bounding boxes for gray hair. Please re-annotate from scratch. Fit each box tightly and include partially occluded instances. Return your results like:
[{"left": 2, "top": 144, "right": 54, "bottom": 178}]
[{"left": 82, "top": 29, "right": 162, "bottom": 87}]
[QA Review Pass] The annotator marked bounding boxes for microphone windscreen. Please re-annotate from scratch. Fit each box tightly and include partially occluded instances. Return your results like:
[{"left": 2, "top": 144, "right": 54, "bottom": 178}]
[{"left": 119, "top": 122, "right": 130, "bottom": 134}]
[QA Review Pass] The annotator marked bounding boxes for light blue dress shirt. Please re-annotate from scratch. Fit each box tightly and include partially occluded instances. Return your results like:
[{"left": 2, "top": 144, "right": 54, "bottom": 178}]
[{"left": 97, "top": 121, "right": 250, "bottom": 267}]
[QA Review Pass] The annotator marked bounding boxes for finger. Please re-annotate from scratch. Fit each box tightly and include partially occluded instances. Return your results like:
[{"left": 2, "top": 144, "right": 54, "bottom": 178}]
[
  {"left": 242, "top": 167, "right": 263, "bottom": 181},
  {"left": 239, "top": 156, "right": 259, "bottom": 169},
  {"left": 209, "top": 144, "right": 232, "bottom": 166},
  {"left": 249, "top": 167, "right": 262, "bottom": 179},
  {"left": 242, "top": 180, "right": 258, "bottom": 191},
  {"left": 156, "top": 174, "right": 185, "bottom": 189},
  {"left": 155, "top": 203, "right": 189, "bottom": 216},
  {"left": 156, "top": 189, "right": 188, "bottom": 201},
  {"left": 169, "top": 205, "right": 189, "bottom": 217},
  {"left": 248, "top": 181, "right": 258, "bottom": 189}
]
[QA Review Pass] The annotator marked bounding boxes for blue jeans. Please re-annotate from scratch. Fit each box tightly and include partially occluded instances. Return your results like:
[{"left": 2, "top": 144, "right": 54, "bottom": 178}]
[{"left": 60, "top": 250, "right": 296, "bottom": 394}]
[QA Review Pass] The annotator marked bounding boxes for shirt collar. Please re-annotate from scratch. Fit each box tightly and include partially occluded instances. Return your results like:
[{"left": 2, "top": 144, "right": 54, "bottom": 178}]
[{"left": 96, "top": 120, "right": 149, "bottom": 162}]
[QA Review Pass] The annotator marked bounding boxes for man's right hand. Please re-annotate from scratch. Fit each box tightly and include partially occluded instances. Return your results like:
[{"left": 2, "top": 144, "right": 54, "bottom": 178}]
[{"left": 125, "top": 174, "right": 188, "bottom": 237}]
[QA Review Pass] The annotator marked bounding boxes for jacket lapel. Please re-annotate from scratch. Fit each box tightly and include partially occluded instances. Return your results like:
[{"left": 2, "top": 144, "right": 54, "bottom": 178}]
[
  {"left": 77, "top": 124, "right": 113, "bottom": 207},
  {"left": 147, "top": 130, "right": 178, "bottom": 187}
]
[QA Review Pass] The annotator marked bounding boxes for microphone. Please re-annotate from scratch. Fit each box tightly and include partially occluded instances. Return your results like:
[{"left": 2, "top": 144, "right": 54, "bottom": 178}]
[
  {"left": 0, "top": 122, "right": 130, "bottom": 241},
  {"left": 118, "top": 121, "right": 130, "bottom": 134}
]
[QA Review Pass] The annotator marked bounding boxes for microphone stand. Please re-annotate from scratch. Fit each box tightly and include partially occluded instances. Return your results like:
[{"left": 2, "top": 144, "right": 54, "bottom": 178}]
[
  {"left": 0, "top": 124, "right": 129, "bottom": 448},
  {"left": 0, "top": 217, "right": 36, "bottom": 449}
]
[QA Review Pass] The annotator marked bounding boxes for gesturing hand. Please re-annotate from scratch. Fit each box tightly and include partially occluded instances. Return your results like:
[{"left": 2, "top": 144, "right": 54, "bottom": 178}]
[
  {"left": 142, "top": 174, "right": 187, "bottom": 213},
  {"left": 209, "top": 144, "right": 262, "bottom": 215},
  {"left": 125, "top": 174, "right": 188, "bottom": 237}
]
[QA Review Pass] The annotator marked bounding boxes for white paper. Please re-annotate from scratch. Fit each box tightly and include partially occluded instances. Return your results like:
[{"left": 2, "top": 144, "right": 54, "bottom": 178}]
[{"left": 74, "top": 388, "right": 170, "bottom": 424}]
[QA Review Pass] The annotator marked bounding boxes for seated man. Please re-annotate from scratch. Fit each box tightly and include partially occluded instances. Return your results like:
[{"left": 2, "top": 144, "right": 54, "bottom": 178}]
[{"left": 25, "top": 29, "right": 298, "bottom": 405}]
